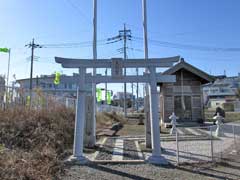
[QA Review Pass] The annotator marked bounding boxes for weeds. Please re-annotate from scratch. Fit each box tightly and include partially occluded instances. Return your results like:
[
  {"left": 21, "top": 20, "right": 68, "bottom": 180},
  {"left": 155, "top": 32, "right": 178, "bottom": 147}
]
[
  {"left": 0, "top": 106, "right": 74, "bottom": 180},
  {"left": 0, "top": 106, "right": 125, "bottom": 179}
]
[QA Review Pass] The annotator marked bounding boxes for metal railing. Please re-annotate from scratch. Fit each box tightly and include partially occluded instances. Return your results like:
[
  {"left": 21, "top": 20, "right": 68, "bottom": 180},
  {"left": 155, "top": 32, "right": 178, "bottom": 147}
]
[
  {"left": 0, "top": 86, "right": 77, "bottom": 110},
  {"left": 175, "top": 124, "right": 240, "bottom": 165}
]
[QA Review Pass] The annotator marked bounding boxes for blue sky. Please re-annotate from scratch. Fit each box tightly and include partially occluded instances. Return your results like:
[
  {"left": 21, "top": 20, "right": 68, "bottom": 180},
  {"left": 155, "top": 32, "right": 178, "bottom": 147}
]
[{"left": 1, "top": 0, "right": 240, "bottom": 94}]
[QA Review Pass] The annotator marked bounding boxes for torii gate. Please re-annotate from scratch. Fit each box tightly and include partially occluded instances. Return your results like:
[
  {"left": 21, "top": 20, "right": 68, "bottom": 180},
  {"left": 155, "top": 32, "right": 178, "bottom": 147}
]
[{"left": 55, "top": 56, "right": 180, "bottom": 164}]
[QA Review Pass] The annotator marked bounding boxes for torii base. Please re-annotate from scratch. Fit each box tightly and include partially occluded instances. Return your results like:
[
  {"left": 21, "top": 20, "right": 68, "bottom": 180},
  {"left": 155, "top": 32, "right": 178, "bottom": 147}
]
[
  {"left": 147, "top": 155, "right": 168, "bottom": 165},
  {"left": 65, "top": 155, "right": 89, "bottom": 165}
]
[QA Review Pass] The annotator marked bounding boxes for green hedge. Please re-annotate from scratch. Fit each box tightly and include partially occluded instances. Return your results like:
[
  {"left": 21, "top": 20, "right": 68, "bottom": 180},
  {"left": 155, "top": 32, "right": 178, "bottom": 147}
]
[{"left": 205, "top": 111, "right": 240, "bottom": 122}]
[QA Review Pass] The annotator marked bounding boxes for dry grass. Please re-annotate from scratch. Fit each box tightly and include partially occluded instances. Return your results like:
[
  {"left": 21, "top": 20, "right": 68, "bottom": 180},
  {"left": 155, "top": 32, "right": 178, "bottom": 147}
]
[
  {"left": 0, "top": 106, "right": 125, "bottom": 180},
  {"left": 0, "top": 106, "right": 75, "bottom": 180},
  {"left": 116, "top": 124, "right": 145, "bottom": 136},
  {"left": 96, "top": 111, "right": 127, "bottom": 132}
]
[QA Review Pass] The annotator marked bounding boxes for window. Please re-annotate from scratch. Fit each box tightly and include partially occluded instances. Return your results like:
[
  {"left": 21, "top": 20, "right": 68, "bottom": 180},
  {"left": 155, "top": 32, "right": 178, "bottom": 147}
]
[
  {"left": 210, "top": 88, "right": 219, "bottom": 94},
  {"left": 41, "top": 83, "right": 46, "bottom": 88},
  {"left": 72, "top": 84, "right": 77, "bottom": 89}
]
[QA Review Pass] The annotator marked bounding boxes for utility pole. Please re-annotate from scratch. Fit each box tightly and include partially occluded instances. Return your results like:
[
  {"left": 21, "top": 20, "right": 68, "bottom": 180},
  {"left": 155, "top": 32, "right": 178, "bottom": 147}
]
[
  {"left": 123, "top": 24, "right": 128, "bottom": 118},
  {"left": 131, "top": 82, "right": 134, "bottom": 110},
  {"left": 107, "top": 23, "right": 131, "bottom": 117},
  {"left": 92, "top": 0, "right": 97, "bottom": 146},
  {"left": 25, "top": 38, "right": 42, "bottom": 107},
  {"left": 136, "top": 67, "right": 139, "bottom": 112},
  {"left": 6, "top": 48, "right": 11, "bottom": 106},
  {"left": 142, "top": 0, "right": 152, "bottom": 148},
  {"left": 6, "top": 49, "right": 11, "bottom": 92}
]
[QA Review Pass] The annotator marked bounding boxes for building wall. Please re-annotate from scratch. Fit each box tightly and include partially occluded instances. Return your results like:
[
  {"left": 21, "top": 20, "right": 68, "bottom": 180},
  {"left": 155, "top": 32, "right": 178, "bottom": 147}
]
[
  {"left": 203, "top": 75, "right": 240, "bottom": 105},
  {"left": 208, "top": 99, "right": 226, "bottom": 109},
  {"left": 17, "top": 74, "right": 92, "bottom": 98}
]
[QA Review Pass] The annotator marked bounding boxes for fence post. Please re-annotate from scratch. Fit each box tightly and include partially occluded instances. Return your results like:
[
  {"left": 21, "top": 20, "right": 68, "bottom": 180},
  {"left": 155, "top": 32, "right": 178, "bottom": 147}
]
[
  {"left": 210, "top": 126, "right": 214, "bottom": 162},
  {"left": 232, "top": 125, "right": 237, "bottom": 154},
  {"left": 176, "top": 129, "right": 179, "bottom": 165}
]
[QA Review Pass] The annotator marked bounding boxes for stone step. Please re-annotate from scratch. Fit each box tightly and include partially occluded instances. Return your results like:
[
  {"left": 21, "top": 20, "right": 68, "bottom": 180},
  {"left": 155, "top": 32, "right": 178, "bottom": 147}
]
[{"left": 112, "top": 139, "right": 124, "bottom": 161}]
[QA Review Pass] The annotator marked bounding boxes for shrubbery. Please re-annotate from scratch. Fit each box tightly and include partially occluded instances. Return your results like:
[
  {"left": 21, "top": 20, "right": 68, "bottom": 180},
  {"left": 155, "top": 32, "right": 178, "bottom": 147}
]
[{"left": 0, "top": 106, "right": 75, "bottom": 180}]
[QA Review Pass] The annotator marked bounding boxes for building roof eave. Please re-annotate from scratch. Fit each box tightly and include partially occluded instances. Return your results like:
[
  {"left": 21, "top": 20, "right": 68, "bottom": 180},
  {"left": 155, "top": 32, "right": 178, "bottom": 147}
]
[{"left": 163, "top": 60, "right": 215, "bottom": 83}]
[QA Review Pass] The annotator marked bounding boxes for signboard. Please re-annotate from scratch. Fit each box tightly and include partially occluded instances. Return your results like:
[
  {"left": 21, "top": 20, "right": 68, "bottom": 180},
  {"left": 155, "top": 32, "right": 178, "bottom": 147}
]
[{"left": 111, "top": 58, "right": 123, "bottom": 78}]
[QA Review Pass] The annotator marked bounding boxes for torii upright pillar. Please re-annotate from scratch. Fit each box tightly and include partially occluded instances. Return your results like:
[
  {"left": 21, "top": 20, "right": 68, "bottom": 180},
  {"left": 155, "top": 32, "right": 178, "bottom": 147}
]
[
  {"left": 147, "top": 67, "right": 167, "bottom": 164},
  {"left": 69, "top": 67, "right": 88, "bottom": 163}
]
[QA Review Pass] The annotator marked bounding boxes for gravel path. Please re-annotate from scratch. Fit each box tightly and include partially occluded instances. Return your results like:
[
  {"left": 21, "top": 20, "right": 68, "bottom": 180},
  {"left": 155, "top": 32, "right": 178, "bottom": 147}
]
[
  {"left": 159, "top": 136, "right": 235, "bottom": 164},
  {"left": 62, "top": 139, "right": 240, "bottom": 179},
  {"left": 61, "top": 163, "right": 240, "bottom": 180},
  {"left": 194, "top": 128, "right": 211, "bottom": 137},
  {"left": 95, "top": 138, "right": 115, "bottom": 160},
  {"left": 61, "top": 126, "right": 240, "bottom": 179},
  {"left": 123, "top": 140, "right": 140, "bottom": 160}
]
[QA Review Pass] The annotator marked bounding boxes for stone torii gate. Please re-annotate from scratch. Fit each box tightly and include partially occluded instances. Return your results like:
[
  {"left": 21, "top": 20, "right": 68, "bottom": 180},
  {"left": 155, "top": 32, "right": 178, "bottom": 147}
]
[{"left": 55, "top": 56, "right": 180, "bottom": 164}]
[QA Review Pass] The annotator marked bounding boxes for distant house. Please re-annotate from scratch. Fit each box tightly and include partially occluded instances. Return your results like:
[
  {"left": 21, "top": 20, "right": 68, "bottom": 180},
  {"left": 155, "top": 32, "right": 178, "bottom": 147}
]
[
  {"left": 159, "top": 59, "right": 214, "bottom": 124},
  {"left": 112, "top": 92, "right": 134, "bottom": 108},
  {"left": 113, "top": 92, "right": 134, "bottom": 100},
  {"left": 203, "top": 75, "right": 240, "bottom": 109},
  {"left": 16, "top": 73, "right": 92, "bottom": 98}
]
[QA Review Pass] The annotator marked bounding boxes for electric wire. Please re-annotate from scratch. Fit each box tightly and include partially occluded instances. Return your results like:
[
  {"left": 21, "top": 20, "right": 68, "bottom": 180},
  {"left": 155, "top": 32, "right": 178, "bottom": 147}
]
[{"left": 132, "top": 36, "right": 240, "bottom": 52}]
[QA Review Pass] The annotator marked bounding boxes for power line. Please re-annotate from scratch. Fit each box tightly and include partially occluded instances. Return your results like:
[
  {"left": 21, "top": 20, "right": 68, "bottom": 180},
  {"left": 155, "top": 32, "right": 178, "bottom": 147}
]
[
  {"left": 42, "top": 39, "right": 107, "bottom": 47},
  {"left": 107, "top": 24, "right": 132, "bottom": 117},
  {"left": 63, "top": 0, "right": 108, "bottom": 38},
  {"left": 107, "top": 26, "right": 132, "bottom": 55},
  {"left": 126, "top": 23, "right": 196, "bottom": 38},
  {"left": 63, "top": 0, "right": 92, "bottom": 26},
  {"left": 132, "top": 36, "right": 240, "bottom": 52},
  {"left": 40, "top": 39, "right": 109, "bottom": 49}
]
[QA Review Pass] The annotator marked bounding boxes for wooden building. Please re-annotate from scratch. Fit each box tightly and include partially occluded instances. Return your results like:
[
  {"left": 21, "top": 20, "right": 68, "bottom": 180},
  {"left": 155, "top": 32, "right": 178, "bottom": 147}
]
[{"left": 159, "top": 59, "right": 214, "bottom": 124}]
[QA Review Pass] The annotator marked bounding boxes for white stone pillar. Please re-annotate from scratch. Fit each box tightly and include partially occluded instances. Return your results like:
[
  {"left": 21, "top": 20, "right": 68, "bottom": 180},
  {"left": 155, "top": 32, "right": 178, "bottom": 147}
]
[
  {"left": 144, "top": 94, "right": 151, "bottom": 148},
  {"left": 84, "top": 95, "right": 95, "bottom": 148},
  {"left": 169, "top": 112, "right": 178, "bottom": 135},
  {"left": 148, "top": 67, "right": 167, "bottom": 164},
  {"left": 71, "top": 67, "right": 87, "bottom": 163},
  {"left": 214, "top": 113, "right": 224, "bottom": 137}
]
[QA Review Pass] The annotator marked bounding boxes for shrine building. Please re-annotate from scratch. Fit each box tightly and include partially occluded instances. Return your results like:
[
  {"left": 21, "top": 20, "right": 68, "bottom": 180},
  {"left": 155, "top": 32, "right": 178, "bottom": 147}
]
[{"left": 159, "top": 59, "right": 215, "bottom": 125}]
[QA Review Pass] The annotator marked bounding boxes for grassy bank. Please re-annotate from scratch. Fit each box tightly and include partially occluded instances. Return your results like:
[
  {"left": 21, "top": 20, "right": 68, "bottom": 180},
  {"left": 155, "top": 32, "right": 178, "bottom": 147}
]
[
  {"left": 0, "top": 106, "right": 75, "bottom": 180},
  {"left": 0, "top": 106, "right": 125, "bottom": 180}
]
